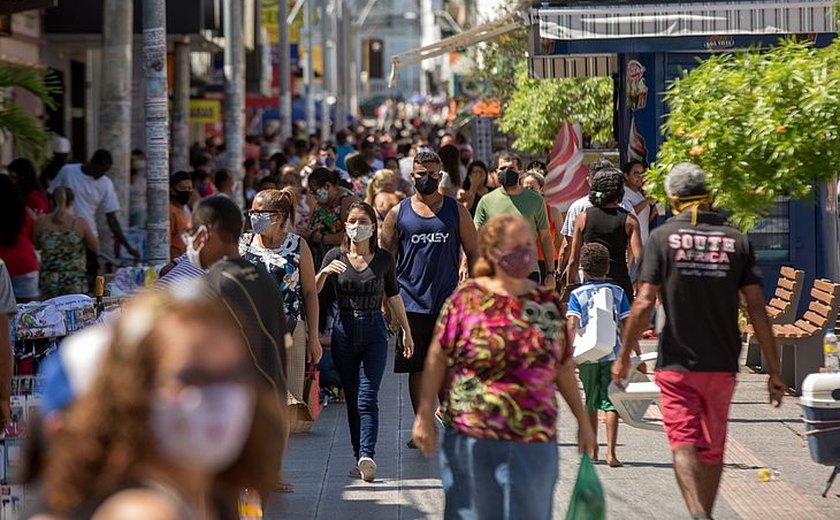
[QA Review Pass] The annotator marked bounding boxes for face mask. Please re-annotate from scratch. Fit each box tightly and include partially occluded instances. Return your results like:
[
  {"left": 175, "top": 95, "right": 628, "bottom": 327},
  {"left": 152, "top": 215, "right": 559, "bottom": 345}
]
[
  {"left": 250, "top": 213, "right": 273, "bottom": 234},
  {"left": 498, "top": 168, "right": 520, "bottom": 188},
  {"left": 415, "top": 173, "right": 440, "bottom": 195},
  {"left": 315, "top": 187, "right": 330, "bottom": 204},
  {"left": 346, "top": 223, "right": 374, "bottom": 243},
  {"left": 184, "top": 225, "right": 207, "bottom": 269},
  {"left": 173, "top": 190, "right": 191, "bottom": 206},
  {"left": 495, "top": 245, "right": 534, "bottom": 278},
  {"left": 151, "top": 382, "right": 255, "bottom": 472}
]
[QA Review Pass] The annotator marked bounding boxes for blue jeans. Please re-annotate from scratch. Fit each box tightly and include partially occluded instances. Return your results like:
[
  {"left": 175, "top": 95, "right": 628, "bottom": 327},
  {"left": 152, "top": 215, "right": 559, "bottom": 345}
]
[
  {"left": 439, "top": 429, "right": 559, "bottom": 520},
  {"left": 332, "top": 309, "right": 389, "bottom": 460}
]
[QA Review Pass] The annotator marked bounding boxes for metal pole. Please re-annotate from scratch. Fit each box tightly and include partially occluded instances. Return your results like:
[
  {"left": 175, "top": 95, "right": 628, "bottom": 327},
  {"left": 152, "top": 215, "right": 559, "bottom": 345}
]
[
  {"left": 333, "top": 0, "right": 346, "bottom": 132},
  {"left": 320, "top": 0, "right": 331, "bottom": 142},
  {"left": 279, "top": 0, "right": 292, "bottom": 140},
  {"left": 171, "top": 39, "right": 191, "bottom": 172},
  {"left": 99, "top": 0, "right": 133, "bottom": 253},
  {"left": 304, "top": 0, "right": 316, "bottom": 135},
  {"left": 345, "top": 2, "right": 358, "bottom": 120},
  {"left": 143, "top": 0, "right": 171, "bottom": 264},
  {"left": 224, "top": 0, "right": 245, "bottom": 208}
]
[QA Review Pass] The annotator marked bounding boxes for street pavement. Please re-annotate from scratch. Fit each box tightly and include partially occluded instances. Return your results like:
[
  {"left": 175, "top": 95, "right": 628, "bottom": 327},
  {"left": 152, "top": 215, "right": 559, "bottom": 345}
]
[{"left": 266, "top": 341, "right": 840, "bottom": 519}]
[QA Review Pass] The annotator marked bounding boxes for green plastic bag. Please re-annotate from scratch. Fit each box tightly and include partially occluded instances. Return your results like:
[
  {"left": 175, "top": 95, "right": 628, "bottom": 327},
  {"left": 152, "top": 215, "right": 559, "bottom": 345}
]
[{"left": 565, "top": 454, "right": 606, "bottom": 520}]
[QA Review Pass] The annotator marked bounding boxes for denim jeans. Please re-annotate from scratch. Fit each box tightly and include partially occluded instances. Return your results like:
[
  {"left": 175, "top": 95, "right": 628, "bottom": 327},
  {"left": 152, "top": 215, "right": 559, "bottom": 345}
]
[
  {"left": 439, "top": 429, "right": 559, "bottom": 520},
  {"left": 331, "top": 309, "right": 389, "bottom": 460}
]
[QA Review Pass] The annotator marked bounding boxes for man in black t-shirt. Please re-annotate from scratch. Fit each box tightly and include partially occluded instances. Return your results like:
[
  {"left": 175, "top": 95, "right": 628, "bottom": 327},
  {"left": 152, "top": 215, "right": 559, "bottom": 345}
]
[{"left": 613, "top": 163, "right": 786, "bottom": 520}]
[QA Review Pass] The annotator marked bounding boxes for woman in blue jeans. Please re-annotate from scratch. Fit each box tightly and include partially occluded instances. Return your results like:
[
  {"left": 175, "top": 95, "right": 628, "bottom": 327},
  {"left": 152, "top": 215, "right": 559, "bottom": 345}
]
[{"left": 316, "top": 201, "right": 414, "bottom": 482}]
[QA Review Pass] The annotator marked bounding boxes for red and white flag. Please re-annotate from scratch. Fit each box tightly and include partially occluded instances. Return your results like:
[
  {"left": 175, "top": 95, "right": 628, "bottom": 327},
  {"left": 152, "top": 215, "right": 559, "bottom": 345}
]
[{"left": 544, "top": 122, "right": 589, "bottom": 211}]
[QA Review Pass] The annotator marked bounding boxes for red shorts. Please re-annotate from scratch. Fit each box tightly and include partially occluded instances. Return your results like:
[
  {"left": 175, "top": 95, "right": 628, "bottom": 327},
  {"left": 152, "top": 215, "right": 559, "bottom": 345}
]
[{"left": 655, "top": 370, "right": 737, "bottom": 464}]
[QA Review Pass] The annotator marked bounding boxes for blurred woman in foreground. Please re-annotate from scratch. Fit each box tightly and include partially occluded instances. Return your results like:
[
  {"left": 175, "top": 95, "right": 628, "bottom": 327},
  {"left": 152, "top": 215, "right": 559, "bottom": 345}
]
[
  {"left": 412, "top": 214, "right": 595, "bottom": 520},
  {"left": 42, "top": 287, "right": 285, "bottom": 519}
]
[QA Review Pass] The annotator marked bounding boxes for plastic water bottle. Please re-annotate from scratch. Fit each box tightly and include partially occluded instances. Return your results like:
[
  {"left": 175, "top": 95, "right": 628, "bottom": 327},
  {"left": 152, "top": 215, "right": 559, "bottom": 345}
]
[{"left": 824, "top": 328, "right": 839, "bottom": 373}]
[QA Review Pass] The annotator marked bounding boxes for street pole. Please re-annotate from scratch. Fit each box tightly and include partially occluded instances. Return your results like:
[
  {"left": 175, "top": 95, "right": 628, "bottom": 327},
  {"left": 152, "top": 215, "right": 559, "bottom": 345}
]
[
  {"left": 320, "top": 0, "right": 331, "bottom": 142},
  {"left": 347, "top": 4, "right": 358, "bottom": 120},
  {"left": 143, "top": 0, "right": 171, "bottom": 264},
  {"left": 224, "top": 0, "right": 245, "bottom": 208},
  {"left": 99, "top": 0, "right": 133, "bottom": 254},
  {"left": 304, "top": 0, "right": 316, "bottom": 136},
  {"left": 171, "top": 38, "right": 191, "bottom": 172},
  {"left": 279, "top": 0, "right": 292, "bottom": 140},
  {"left": 333, "top": 0, "right": 346, "bottom": 132}
]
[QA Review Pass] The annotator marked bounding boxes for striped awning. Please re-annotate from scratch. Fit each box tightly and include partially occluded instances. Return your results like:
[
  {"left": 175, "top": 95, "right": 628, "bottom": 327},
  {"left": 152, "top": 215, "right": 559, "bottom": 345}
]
[
  {"left": 529, "top": 54, "right": 617, "bottom": 80},
  {"left": 535, "top": 1, "right": 836, "bottom": 40}
]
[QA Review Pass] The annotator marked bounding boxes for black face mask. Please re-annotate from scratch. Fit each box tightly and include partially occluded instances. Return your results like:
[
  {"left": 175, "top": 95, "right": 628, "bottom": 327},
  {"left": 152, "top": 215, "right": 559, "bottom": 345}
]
[
  {"left": 173, "top": 190, "right": 191, "bottom": 206},
  {"left": 415, "top": 173, "right": 440, "bottom": 195},
  {"left": 498, "top": 168, "right": 520, "bottom": 188}
]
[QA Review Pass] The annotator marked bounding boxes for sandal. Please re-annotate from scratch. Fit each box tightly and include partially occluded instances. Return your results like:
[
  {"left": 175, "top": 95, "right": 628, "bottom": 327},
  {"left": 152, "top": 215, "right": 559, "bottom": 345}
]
[{"left": 274, "top": 481, "right": 295, "bottom": 493}]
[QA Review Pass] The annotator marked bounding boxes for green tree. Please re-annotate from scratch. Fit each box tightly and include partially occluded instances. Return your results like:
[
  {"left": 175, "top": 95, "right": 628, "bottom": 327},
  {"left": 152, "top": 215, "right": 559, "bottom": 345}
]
[
  {"left": 498, "top": 62, "right": 613, "bottom": 156},
  {"left": 649, "top": 39, "right": 840, "bottom": 229},
  {"left": 0, "top": 63, "right": 60, "bottom": 164}
]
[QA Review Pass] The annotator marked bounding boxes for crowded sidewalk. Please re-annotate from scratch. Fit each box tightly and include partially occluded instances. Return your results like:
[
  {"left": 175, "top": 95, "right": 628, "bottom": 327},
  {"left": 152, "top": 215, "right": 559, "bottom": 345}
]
[{"left": 269, "top": 343, "right": 840, "bottom": 519}]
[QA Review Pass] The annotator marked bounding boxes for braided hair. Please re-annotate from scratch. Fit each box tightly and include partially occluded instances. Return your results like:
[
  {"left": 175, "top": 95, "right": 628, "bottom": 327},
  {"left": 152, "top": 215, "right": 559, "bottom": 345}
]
[{"left": 588, "top": 168, "right": 625, "bottom": 207}]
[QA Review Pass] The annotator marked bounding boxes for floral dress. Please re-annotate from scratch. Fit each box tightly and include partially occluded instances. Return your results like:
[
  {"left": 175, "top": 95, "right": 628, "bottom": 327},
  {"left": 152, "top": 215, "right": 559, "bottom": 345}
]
[
  {"left": 435, "top": 280, "right": 571, "bottom": 442},
  {"left": 240, "top": 233, "right": 304, "bottom": 323},
  {"left": 37, "top": 227, "right": 87, "bottom": 299}
]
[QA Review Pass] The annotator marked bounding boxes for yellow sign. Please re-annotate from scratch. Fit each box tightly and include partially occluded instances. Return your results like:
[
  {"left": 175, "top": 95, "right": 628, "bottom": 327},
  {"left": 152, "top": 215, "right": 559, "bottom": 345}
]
[
  {"left": 262, "top": 0, "right": 301, "bottom": 45},
  {"left": 189, "top": 100, "right": 222, "bottom": 124}
]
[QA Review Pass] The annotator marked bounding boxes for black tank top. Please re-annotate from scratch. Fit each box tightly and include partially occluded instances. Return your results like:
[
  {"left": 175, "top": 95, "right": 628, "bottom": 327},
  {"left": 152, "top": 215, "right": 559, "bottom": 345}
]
[{"left": 583, "top": 206, "right": 633, "bottom": 298}]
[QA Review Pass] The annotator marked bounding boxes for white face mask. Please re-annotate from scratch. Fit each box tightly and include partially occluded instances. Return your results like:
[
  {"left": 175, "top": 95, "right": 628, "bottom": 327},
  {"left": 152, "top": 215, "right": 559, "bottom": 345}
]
[
  {"left": 151, "top": 382, "right": 255, "bottom": 472},
  {"left": 184, "top": 225, "right": 207, "bottom": 269},
  {"left": 346, "top": 223, "right": 374, "bottom": 243}
]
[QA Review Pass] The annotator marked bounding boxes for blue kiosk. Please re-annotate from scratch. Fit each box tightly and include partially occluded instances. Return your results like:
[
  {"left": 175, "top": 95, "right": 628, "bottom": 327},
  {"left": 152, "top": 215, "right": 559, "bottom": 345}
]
[{"left": 528, "top": 0, "right": 839, "bottom": 301}]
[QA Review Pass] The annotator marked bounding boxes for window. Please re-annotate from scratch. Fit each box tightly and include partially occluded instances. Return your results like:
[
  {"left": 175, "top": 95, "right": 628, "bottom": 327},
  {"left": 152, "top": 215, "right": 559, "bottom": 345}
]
[{"left": 748, "top": 198, "right": 790, "bottom": 262}]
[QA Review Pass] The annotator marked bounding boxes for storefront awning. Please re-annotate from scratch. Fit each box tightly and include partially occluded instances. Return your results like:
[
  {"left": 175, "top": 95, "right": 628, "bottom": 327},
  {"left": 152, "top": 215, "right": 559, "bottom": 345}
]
[
  {"left": 536, "top": 1, "right": 836, "bottom": 41},
  {"left": 529, "top": 54, "right": 617, "bottom": 80}
]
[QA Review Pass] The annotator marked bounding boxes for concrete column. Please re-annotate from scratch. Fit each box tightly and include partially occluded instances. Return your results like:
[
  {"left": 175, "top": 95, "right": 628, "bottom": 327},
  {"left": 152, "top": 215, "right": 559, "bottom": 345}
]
[
  {"left": 224, "top": 0, "right": 245, "bottom": 207},
  {"left": 171, "top": 39, "right": 192, "bottom": 172},
  {"left": 279, "top": 0, "right": 292, "bottom": 140}
]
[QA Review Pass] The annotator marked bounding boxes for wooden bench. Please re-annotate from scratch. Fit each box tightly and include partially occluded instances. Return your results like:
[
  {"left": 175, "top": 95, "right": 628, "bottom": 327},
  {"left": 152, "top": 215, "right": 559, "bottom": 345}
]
[
  {"left": 768, "top": 279, "right": 840, "bottom": 394},
  {"left": 745, "top": 267, "right": 805, "bottom": 369}
]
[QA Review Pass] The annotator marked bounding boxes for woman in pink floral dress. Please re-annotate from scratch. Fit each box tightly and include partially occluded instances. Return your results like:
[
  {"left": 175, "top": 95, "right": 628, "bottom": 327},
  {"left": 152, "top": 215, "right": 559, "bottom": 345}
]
[{"left": 412, "top": 214, "right": 595, "bottom": 520}]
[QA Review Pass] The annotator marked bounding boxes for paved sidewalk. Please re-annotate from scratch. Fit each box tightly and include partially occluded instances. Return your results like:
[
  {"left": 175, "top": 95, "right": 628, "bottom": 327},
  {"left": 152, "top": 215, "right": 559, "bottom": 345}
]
[{"left": 266, "top": 345, "right": 840, "bottom": 519}]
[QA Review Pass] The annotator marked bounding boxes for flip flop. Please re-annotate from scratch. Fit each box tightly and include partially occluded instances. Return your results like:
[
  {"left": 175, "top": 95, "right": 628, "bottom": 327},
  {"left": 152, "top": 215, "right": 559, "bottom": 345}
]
[
  {"left": 348, "top": 467, "right": 362, "bottom": 478},
  {"left": 406, "top": 439, "right": 418, "bottom": 449},
  {"left": 275, "top": 481, "right": 295, "bottom": 493}
]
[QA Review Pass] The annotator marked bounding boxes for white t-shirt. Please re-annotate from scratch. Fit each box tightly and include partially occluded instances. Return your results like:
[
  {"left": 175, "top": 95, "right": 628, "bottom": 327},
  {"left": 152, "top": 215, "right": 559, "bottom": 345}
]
[
  {"left": 48, "top": 163, "right": 120, "bottom": 238},
  {"left": 561, "top": 195, "right": 635, "bottom": 237},
  {"left": 623, "top": 185, "right": 650, "bottom": 244}
]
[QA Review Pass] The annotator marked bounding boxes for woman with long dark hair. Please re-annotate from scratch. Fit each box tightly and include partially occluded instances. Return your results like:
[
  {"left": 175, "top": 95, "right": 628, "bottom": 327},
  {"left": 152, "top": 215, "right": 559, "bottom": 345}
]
[
  {"left": 315, "top": 201, "right": 414, "bottom": 482},
  {"left": 9, "top": 158, "right": 49, "bottom": 214},
  {"left": 306, "top": 167, "right": 357, "bottom": 267},
  {"left": 458, "top": 160, "right": 489, "bottom": 215},
  {"left": 0, "top": 175, "right": 39, "bottom": 301},
  {"left": 567, "top": 168, "right": 643, "bottom": 300},
  {"left": 437, "top": 144, "right": 464, "bottom": 197}
]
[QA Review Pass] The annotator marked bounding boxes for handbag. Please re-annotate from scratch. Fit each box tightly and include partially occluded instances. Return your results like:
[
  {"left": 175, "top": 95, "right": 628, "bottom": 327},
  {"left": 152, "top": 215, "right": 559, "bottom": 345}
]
[
  {"left": 573, "top": 286, "right": 617, "bottom": 364},
  {"left": 290, "top": 362, "right": 321, "bottom": 433},
  {"left": 565, "top": 454, "right": 606, "bottom": 520}
]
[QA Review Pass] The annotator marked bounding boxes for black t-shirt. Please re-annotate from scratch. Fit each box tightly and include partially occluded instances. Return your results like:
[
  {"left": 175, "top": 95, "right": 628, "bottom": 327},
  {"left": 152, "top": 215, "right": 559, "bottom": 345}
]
[
  {"left": 205, "top": 258, "right": 288, "bottom": 397},
  {"left": 638, "top": 211, "right": 762, "bottom": 372},
  {"left": 321, "top": 248, "right": 399, "bottom": 311}
]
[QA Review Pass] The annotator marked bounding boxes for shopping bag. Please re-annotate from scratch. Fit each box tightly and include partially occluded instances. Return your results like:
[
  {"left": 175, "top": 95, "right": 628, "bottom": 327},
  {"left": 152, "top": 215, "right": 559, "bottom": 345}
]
[
  {"left": 565, "top": 454, "right": 606, "bottom": 520},
  {"left": 290, "top": 363, "right": 320, "bottom": 433},
  {"left": 573, "top": 287, "right": 616, "bottom": 364}
]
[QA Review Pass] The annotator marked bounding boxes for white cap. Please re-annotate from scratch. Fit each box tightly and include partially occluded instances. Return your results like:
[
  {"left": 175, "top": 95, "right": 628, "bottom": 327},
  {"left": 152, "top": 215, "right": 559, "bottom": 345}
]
[{"left": 52, "top": 135, "right": 71, "bottom": 155}]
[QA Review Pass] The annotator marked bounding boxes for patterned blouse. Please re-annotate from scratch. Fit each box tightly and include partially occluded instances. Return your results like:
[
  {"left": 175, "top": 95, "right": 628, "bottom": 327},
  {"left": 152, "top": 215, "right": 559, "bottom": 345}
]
[
  {"left": 240, "top": 233, "right": 304, "bottom": 323},
  {"left": 435, "top": 280, "right": 570, "bottom": 443},
  {"left": 37, "top": 229, "right": 86, "bottom": 299}
]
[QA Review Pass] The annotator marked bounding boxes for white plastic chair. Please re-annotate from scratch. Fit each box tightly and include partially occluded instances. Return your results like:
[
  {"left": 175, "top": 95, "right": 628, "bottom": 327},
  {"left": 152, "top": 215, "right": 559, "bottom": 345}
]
[{"left": 608, "top": 352, "right": 664, "bottom": 431}]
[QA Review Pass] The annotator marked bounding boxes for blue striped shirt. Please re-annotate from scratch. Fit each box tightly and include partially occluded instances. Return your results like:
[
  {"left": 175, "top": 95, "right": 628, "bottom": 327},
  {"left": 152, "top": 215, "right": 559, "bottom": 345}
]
[{"left": 157, "top": 255, "right": 207, "bottom": 291}]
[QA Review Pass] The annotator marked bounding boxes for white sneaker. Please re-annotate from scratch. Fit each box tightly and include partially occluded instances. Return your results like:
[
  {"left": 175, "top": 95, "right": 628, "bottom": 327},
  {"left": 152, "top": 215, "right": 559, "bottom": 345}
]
[{"left": 357, "top": 457, "right": 377, "bottom": 482}]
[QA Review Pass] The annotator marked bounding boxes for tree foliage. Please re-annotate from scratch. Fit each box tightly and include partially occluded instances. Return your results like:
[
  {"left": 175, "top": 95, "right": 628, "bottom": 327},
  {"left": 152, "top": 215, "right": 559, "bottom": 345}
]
[
  {"left": 649, "top": 39, "right": 840, "bottom": 230},
  {"left": 498, "top": 62, "right": 614, "bottom": 156},
  {"left": 0, "top": 63, "right": 61, "bottom": 164}
]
